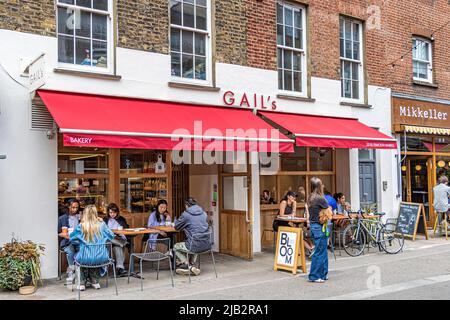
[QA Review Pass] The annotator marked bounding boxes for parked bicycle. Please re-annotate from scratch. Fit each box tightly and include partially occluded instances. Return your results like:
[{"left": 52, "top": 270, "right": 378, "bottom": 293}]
[{"left": 342, "top": 211, "right": 404, "bottom": 256}]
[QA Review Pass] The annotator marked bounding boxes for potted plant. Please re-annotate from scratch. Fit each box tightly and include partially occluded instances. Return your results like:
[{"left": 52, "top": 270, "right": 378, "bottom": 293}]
[{"left": 0, "top": 236, "right": 45, "bottom": 294}]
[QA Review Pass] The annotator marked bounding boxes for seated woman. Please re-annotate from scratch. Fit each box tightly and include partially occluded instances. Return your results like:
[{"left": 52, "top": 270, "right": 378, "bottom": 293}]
[
  {"left": 142, "top": 200, "right": 172, "bottom": 248},
  {"left": 333, "top": 193, "right": 351, "bottom": 228},
  {"left": 103, "top": 203, "right": 129, "bottom": 276},
  {"left": 260, "top": 190, "right": 275, "bottom": 204},
  {"left": 69, "top": 205, "right": 114, "bottom": 291}
]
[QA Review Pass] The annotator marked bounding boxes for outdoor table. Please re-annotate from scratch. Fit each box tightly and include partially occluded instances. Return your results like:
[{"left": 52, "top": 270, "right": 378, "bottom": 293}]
[
  {"left": 112, "top": 228, "right": 159, "bottom": 278},
  {"left": 275, "top": 216, "right": 306, "bottom": 228},
  {"left": 149, "top": 226, "right": 180, "bottom": 270}
]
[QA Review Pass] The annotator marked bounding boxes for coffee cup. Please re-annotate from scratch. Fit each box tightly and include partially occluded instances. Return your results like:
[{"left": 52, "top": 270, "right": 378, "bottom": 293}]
[
  {"left": 118, "top": 225, "right": 123, "bottom": 231},
  {"left": 68, "top": 228, "right": 74, "bottom": 235},
  {"left": 61, "top": 227, "right": 68, "bottom": 235}
]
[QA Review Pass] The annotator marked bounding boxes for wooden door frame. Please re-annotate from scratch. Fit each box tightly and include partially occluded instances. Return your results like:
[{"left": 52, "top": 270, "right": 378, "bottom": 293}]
[{"left": 218, "top": 154, "right": 253, "bottom": 260}]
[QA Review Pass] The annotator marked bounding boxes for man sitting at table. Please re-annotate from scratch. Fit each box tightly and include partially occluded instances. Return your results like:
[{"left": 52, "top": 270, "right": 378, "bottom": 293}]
[{"left": 174, "top": 197, "right": 211, "bottom": 276}]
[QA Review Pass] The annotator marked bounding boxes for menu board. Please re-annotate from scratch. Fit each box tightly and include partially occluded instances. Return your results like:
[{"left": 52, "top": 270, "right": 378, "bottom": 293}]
[
  {"left": 395, "top": 202, "right": 428, "bottom": 241},
  {"left": 273, "top": 226, "right": 306, "bottom": 275}
]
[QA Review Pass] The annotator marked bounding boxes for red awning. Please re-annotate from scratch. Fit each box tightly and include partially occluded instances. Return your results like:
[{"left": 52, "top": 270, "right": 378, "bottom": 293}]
[
  {"left": 38, "top": 90, "right": 294, "bottom": 152},
  {"left": 259, "top": 111, "right": 397, "bottom": 149}
]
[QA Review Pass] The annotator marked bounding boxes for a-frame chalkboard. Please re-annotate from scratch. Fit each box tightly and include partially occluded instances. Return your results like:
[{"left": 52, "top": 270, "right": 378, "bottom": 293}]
[{"left": 395, "top": 202, "right": 429, "bottom": 241}]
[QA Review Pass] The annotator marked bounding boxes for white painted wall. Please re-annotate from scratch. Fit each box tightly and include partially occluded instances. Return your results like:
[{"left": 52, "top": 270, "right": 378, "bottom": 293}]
[{"left": 0, "top": 29, "right": 398, "bottom": 276}]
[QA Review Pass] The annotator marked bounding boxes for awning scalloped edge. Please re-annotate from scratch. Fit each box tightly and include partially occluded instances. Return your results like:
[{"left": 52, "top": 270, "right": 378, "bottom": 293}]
[{"left": 404, "top": 125, "right": 450, "bottom": 136}]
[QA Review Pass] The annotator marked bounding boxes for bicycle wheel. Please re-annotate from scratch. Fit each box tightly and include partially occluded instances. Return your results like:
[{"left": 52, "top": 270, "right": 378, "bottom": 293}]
[
  {"left": 379, "top": 223, "right": 404, "bottom": 254},
  {"left": 342, "top": 224, "right": 366, "bottom": 257}
]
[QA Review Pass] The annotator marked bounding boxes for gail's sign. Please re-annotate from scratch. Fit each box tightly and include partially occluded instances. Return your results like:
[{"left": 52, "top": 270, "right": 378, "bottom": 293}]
[
  {"left": 223, "top": 91, "right": 277, "bottom": 110},
  {"left": 392, "top": 97, "right": 450, "bottom": 130},
  {"left": 28, "top": 53, "right": 46, "bottom": 92}
]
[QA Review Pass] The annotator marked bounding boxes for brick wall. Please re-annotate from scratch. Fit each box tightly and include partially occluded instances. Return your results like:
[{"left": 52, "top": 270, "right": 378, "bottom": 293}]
[
  {"left": 117, "top": 0, "right": 169, "bottom": 54},
  {"left": 0, "top": 0, "right": 55, "bottom": 36}
]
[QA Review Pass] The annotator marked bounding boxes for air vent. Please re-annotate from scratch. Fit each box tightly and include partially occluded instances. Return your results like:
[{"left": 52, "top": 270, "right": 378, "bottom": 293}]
[{"left": 31, "top": 96, "right": 54, "bottom": 130}]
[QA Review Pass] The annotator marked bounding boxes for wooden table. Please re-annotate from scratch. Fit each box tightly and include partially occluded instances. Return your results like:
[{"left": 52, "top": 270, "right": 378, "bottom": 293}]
[
  {"left": 275, "top": 216, "right": 306, "bottom": 227},
  {"left": 113, "top": 228, "right": 160, "bottom": 278},
  {"left": 149, "top": 226, "right": 180, "bottom": 270}
]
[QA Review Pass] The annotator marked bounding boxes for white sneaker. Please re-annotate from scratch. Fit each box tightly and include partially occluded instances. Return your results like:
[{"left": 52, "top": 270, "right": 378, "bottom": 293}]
[
  {"left": 91, "top": 282, "right": 101, "bottom": 290},
  {"left": 190, "top": 266, "right": 201, "bottom": 276},
  {"left": 76, "top": 284, "right": 85, "bottom": 291},
  {"left": 66, "top": 271, "right": 75, "bottom": 285}
]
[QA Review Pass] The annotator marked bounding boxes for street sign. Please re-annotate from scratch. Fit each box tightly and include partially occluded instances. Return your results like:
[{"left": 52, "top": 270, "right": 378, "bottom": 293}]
[
  {"left": 396, "top": 202, "right": 428, "bottom": 241},
  {"left": 273, "top": 226, "right": 306, "bottom": 275},
  {"left": 28, "top": 53, "right": 45, "bottom": 92}
]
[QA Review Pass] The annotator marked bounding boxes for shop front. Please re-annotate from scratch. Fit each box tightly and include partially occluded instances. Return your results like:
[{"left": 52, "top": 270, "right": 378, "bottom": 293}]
[{"left": 393, "top": 95, "right": 450, "bottom": 226}]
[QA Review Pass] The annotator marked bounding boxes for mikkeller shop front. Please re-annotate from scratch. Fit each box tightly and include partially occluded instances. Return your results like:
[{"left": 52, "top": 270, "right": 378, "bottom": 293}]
[{"left": 393, "top": 94, "right": 450, "bottom": 226}]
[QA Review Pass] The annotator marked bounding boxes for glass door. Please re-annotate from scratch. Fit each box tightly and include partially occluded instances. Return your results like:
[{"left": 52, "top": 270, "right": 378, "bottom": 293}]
[{"left": 409, "top": 157, "right": 430, "bottom": 221}]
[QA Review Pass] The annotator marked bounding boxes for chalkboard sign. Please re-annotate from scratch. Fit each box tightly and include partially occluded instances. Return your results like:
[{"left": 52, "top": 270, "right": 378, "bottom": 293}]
[
  {"left": 273, "top": 226, "right": 306, "bottom": 274},
  {"left": 396, "top": 202, "right": 428, "bottom": 241}
]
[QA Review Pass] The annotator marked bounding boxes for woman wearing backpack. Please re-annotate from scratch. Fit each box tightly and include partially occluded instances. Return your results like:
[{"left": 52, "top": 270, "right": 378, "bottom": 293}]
[
  {"left": 306, "top": 177, "right": 332, "bottom": 283},
  {"left": 69, "top": 205, "right": 115, "bottom": 291}
]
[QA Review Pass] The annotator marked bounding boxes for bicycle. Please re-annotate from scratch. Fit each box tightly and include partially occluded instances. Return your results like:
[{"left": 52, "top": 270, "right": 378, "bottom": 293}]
[{"left": 342, "top": 211, "right": 404, "bottom": 256}]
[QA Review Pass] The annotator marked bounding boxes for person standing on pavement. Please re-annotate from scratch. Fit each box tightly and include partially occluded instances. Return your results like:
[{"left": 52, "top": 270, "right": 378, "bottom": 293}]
[
  {"left": 307, "top": 177, "right": 332, "bottom": 283},
  {"left": 433, "top": 175, "right": 450, "bottom": 231},
  {"left": 174, "top": 197, "right": 211, "bottom": 276}
]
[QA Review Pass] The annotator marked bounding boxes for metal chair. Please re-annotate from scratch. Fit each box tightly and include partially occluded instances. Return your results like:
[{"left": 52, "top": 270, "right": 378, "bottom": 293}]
[
  {"left": 72, "top": 242, "right": 118, "bottom": 300},
  {"left": 180, "top": 231, "right": 217, "bottom": 283},
  {"left": 128, "top": 238, "right": 174, "bottom": 290},
  {"left": 57, "top": 248, "right": 66, "bottom": 280}
]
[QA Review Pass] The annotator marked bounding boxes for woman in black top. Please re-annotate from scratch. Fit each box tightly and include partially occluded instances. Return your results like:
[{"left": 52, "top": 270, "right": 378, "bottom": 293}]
[
  {"left": 272, "top": 191, "right": 297, "bottom": 232},
  {"left": 307, "top": 177, "right": 331, "bottom": 283}
]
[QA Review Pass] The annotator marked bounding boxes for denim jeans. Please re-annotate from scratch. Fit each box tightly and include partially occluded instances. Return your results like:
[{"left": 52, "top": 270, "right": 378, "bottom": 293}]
[
  {"left": 64, "top": 244, "right": 77, "bottom": 268},
  {"left": 308, "top": 223, "right": 329, "bottom": 281}
]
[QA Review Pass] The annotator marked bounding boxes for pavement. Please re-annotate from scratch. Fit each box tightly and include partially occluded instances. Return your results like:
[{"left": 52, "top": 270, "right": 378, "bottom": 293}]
[{"left": 1, "top": 232, "right": 450, "bottom": 300}]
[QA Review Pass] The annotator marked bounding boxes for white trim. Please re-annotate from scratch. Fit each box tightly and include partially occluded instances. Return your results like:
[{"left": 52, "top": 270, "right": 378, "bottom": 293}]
[
  {"left": 60, "top": 128, "right": 295, "bottom": 143},
  {"left": 295, "top": 133, "right": 396, "bottom": 142},
  {"left": 412, "top": 37, "right": 433, "bottom": 83}
]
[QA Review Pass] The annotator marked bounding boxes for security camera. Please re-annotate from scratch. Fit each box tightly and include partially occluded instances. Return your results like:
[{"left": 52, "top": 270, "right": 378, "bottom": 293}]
[{"left": 46, "top": 129, "right": 55, "bottom": 140}]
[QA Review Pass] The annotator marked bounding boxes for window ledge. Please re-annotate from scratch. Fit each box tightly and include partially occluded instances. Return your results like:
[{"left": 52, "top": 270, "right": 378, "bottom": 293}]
[
  {"left": 412, "top": 80, "right": 438, "bottom": 88},
  {"left": 277, "top": 94, "right": 316, "bottom": 103},
  {"left": 168, "top": 81, "right": 220, "bottom": 92},
  {"left": 54, "top": 68, "right": 122, "bottom": 80},
  {"left": 340, "top": 101, "right": 372, "bottom": 109}
]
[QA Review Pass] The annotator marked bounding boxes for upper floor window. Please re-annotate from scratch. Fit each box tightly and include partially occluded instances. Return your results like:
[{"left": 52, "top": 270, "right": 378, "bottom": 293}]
[
  {"left": 412, "top": 38, "right": 432, "bottom": 83},
  {"left": 340, "top": 17, "right": 363, "bottom": 101},
  {"left": 57, "top": 0, "right": 112, "bottom": 72},
  {"left": 170, "top": 0, "right": 210, "bottom": 83},
  {"left": 277, "top": 2, "right": 306, "bottom": 94}
]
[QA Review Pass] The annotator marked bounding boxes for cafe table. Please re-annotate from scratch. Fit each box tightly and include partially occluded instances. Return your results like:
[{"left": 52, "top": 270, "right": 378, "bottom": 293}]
[
  {"left": 113, "top": 228, "right": 160, "bottom": 278},
  {"left": 275, "top": 216, "right": 307, "bottom": 227},
  {"left": 149, "top": 225, "right": 180, "bottom": 270}
]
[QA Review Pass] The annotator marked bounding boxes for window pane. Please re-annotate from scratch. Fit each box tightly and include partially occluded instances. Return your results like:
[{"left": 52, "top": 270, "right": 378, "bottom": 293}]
[
  {"left": 59, "top": 0, "right": 74, "bottom": 4},
  {"left": 277, "top": 48, "right": 282, "bottom": 68},
  {"left": 58, "top": 35, "right": 74, "bottom": 63},
  {"left": 76, "top": 0, "right": 91, "bottom": 8},
  {"left": 339, "top": 18, "right": 343, "bottom": 38},
  {"left": 93, "top": 0, "right": 108, "bottom": 11},
  {"left": 277, "top": 4, "right": 283, "bottom": 24},
  {"left": 294, "top": 10, "right": 301, "bottom": 28},
  {"left": 170, "top": 0, "right": 182, "bottom": 25},
  {"left": 343, "top": 61, "right": 351, "bottom": 79},
  {"left": 278, "top": 69, "right": 283, "bottom": 90},
  {"left": 345, "top": 20, "right": 352, "bottom": 39},
  {"left": 293, "top": 71, "right": 301, "bottom": 92},
  {"left": 309, "top": 148, "right": 333, "bottom": 171},
  {"left": 351, "top": 62, "right": 359, "bottom": 80},
  {"left": 293, "top": 52, "right": 301, "bottom": 71},
  {"left": 353, "top": 23, "right": 359, "bottom": 41},
  {"left": 344, "top": 79, "right": 351, "bottom": 98},
  {"left": 280, "top": 147, "right": 306, "bottom": 171},
  {"left": 194, "top": 56, "right": 206, "bottom": 80},
  {"left": 197, "top": 0, "right": 206, "bottom": 6},
  {"left": 171, "top": 52, "right": 181, "bottom": 76},
  {"left": 285, "top": 26, "right": 293, "bottom": 47},
  {"left": 277, "top": 24, "right": 283, "bottom": 45},
  {"left": 75, "top": 38, "right": 91, "bottom": 65},
  {"left": 92, "top": 14, "right": 107, "bottom": 40},
  {"left": 171, "top": 28, "right": 180, "bottom": 52},
  {"left": 75, "top": 11, "right": 90, "bottom": 38},
  {"left": 421, "top": 42, "right": 429, "bottom": 61},
  {"left": 182, "top": 54, "right": 194, "bottom": 78},
  {"left": 353, "top": 42, "right": 360, "bottom": 61},
  {"left": 92, "top": 40, "right": 107, "bottom": 68},
  {"left": 58, "top": 7, "right": 74, "bottom": 35},
  {"left": 412, "top": 39, "right": 418, "bottom": 59},
  {"left": 413, "top": 61, "right": 418, "bottom": 77},
  {"left": 196, "top": 5, "right": 207, "bottom": 30},
  {"left": 345, "top": 40, "right": 352, "bottom": 59},
  {"left": 340, "top": 38, "right": 344, "bottom": 57},
  {"left": 183, "top": 3, "right": 195, "bottom": 28},
  {"left": 283, "top": 50, "right": 292, "bottom": 69},
  {"left": 418, "top": 62, "right": 428, "bottom": 79},
  {"left": 284, "top": 7, "right": 293, "bottom": 26},
  {"left": 294, "top": 28, "right": 302, "bottom": 49},
  {"left": 284, "top": 70, "right": 292, "bottom": 91},
  {"left": 195, "top": 33, "right": 205, "bottom": 55},
  {"left": 182, "top": 30, "right": 193, "bottom": 53},
  {"left": 184, "top": 0, "right": 194, "bottom": 4},
  {"left": 352, "top": 80, "right": 359, "bottom": 99}
]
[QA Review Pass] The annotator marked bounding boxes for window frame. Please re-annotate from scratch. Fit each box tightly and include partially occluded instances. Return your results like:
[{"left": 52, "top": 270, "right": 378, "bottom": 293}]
[
  {"left": 339, "top": 16, "right": 364, "bottom": 104},
  {"left": 276, "top": 1, "right": 307, "bottom": 97},
  {"left": 56, "top": 0, "right": 114, "bottom": 74},
  {"left": 169, "top": 0, "right": 213, "bottom": 86},
  {"left": 412, "top": 37, "right": 433, "bottom": 83}
]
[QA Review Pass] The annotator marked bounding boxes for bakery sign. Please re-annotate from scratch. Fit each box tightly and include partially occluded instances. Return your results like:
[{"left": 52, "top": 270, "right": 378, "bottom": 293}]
[
  {"left": 392, "top": 97, "right": 450, "bottom": 130},
  {"left": 223, "top": 91, "right": 277, "bottom": 110}
]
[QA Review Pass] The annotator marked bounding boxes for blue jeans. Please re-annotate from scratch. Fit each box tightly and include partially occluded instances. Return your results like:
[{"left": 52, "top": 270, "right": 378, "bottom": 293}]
[
  {"left": 64, "top": 244, "right": 77, "bottom": 268},
  {"left": 308, "top": 223, "right": 329, "bottom": 281}
]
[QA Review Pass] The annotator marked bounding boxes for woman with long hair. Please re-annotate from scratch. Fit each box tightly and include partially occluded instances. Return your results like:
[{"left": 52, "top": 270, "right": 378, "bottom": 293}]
[
  {"left": 306, "top": 177, "right": 332, "bottom": 283},
  {"left": 144, "top": 199, "right": 172, "bottom": 242},
  {"left": 69, "top": 205, "right": 114, "bottom": 291}
]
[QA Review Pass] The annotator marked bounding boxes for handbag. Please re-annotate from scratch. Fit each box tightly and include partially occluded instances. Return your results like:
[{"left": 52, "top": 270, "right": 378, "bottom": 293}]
[{"left": 318, "top": 207, "right": 333, "bottom": 225}]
